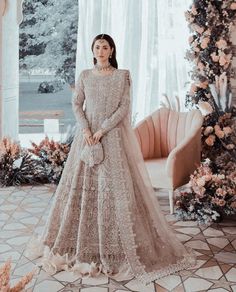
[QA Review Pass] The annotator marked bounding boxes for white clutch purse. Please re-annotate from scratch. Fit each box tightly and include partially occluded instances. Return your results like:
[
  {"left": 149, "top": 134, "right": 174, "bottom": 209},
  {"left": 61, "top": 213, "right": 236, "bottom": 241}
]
[{"left": 80, "top": 142, "right": 104, "bottom": 167}]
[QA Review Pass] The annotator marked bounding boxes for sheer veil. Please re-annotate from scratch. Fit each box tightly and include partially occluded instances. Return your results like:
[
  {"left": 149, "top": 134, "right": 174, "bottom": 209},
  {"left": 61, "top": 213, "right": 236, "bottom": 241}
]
[{"left": 114, "top": 72, "right": 197, "bottom": 284}]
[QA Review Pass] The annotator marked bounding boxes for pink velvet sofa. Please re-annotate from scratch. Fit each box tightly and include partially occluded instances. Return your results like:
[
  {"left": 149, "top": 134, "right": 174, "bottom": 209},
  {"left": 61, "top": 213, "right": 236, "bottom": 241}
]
[{"left": 134, "top": 108, "right": 203, "bottom": 214}]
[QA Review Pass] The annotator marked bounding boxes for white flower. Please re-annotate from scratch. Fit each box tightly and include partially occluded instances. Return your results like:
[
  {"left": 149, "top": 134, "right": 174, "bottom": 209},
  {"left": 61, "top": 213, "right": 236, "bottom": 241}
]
[
  {"left": 198, "top": 101, "right": 213, "bottom": 116},
  {"left": 189, "top": 205, "right": 194, "bottom": 211},
  {"left": 13, "top": 157, "right": 23, "bottom": 169}
]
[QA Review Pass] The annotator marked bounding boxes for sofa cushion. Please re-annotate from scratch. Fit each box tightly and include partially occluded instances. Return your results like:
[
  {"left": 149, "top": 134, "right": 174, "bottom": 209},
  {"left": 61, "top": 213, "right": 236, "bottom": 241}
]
[{"left": 144, "top": 158, "right": 172, "bottom": 189}]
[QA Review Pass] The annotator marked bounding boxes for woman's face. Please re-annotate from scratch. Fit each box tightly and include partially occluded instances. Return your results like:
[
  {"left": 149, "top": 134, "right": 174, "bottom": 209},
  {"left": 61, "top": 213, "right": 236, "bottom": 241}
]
[{"left": 93, "top": 39, "right": 113, "bottom": 63}]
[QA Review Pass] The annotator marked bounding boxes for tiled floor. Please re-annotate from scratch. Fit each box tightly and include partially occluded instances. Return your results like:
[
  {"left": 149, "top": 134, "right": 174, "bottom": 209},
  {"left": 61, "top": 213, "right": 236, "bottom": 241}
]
[{"left": 0, "top": 185, "right": 236, "bottom": 292}]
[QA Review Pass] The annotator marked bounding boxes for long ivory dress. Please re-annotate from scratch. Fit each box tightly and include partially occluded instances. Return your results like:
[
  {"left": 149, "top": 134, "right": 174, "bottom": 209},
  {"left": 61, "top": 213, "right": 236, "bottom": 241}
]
[{"left": 26, "top": 68, "right": 196, "bottom": 285}]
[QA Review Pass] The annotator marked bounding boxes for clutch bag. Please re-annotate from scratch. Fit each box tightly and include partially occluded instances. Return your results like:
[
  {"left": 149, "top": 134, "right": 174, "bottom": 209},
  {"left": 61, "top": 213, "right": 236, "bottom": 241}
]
[{"left": 80, "top": 142, "right": 104, "bottom": 167}]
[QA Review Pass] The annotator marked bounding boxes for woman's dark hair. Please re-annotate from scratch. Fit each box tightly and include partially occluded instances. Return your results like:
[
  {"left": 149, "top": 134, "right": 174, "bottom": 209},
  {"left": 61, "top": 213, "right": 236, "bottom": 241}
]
[{"left": 91, "top": 34, "right": 118, "bottom": 69}]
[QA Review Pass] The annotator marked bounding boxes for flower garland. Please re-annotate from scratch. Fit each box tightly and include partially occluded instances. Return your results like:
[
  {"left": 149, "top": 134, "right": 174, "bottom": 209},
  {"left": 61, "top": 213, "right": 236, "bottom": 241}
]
[{"left": 176, "top": 0, "right": 236, "bottom": 223}]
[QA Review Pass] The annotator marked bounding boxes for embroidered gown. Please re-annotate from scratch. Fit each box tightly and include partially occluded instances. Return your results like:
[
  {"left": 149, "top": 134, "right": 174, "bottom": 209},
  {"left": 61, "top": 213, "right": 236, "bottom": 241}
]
[{"left": 26, "top": 68, "right": 196, "bottom": 285}]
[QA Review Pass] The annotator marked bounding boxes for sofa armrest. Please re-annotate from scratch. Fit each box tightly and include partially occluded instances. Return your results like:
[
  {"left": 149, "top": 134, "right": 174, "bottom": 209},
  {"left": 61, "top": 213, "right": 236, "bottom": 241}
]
[{"left": 166, "top": 127, "right": 202, "bottom": 188}]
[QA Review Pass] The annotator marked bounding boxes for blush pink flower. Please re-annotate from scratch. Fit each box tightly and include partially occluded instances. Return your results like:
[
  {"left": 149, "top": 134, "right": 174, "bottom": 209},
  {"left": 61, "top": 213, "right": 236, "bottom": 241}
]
[
  {"left": 211, "top": 52, "right": 219, "bottom": 62},
  {"left": 188, "top": 36, "right": 194, "bottom": 44},
  {"left": 204, "top": 126, "right": 214, "bottom": 136},
  {"left": 191, "top": 24, "right": 204, "bottom": 34},
  {"left": 230, "top": 201, "right": 236, "bottom": 208},
  {"left": 216, "top": 39, "right": 227, "bottom": 50},
  {"left": 214, "top": 125, "right": 225, "bottom": 139},
  {"left": 191, "top": 4, "right": 198, "bottom": 15},
  {"left": 205, "top": 134, "right": 216, "bottom": 146},
  {"left": 226, "top": 143, "right": 235, "bottom": 150},
  {"left": 189, "top": 83, "right": 198, "bottom": 96},
  {"left": 200, "top": 37, "right": 210, "bottom": 49},
  {"left": 230, "top": 2, "right": 236, "bottom": 10},
  {"left": 197, "top": 62, "right": 205, "bottom": 70},
  {"left": 223, "top": 126, "right": 232, "bottom": 136},
  {"left": 216, "top": 188, "right": 227, "bottom": 197}
]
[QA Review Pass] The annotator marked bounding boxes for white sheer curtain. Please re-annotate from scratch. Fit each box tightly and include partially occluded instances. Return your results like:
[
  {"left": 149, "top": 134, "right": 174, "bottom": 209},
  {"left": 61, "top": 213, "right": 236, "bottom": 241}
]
[{"left": 76, "top": 0, "right": 191, "bottom": 124}]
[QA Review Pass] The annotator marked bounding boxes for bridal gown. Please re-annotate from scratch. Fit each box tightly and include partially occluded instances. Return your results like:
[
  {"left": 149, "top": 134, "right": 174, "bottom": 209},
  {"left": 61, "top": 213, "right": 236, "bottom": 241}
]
[{"left": 26, "top": 68, "right": 196, "bottom": 285}]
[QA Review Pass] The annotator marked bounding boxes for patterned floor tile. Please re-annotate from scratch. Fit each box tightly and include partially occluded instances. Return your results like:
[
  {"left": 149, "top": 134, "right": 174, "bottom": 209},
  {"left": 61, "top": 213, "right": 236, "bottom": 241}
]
[
  {"left": 80, "top": 288, "right": 108, "bottom": 292},
  {"left": 81, "top": 274, "right": 109, "bottom": 285},
  {"left": 225, "top": 267, "right": 236, "bottom": 282},
  {"left": 207, "top": 238, "right": 230, "bottom": 249},
  {"left": 124, "top": 278, "right": 155, "bottom": 292},
  {"left": 195, "top": 266, "right": 223, "bottom": 280},
  {"left": 222, "top": 227, "right": 236, "bottom": 235},
  {"left": 0, "top": 185, "right": 235, "bottom": 291},
  {"left": 183, "top": 277, "right": 213, "bottom": 291},
  {"left": 33, "top": 279, "right": 65, "bottom": 292},
  {"left": 214, "top": 251, "right": 236, "bottom": 264},
  {"left": 184, "top": 240, "right": 210, "bottom": 250},
  {"left": 52, "top": 271, "right": 81, "bottom": 284},
  {"left": 175, "top": 227, "right": 201, "bottom": 235},
  {"left": 155, "top": 275, "right": 181, "bottom": 290},
  {"left": 203, "top": 227, "right": 224, "bottom": 237}
]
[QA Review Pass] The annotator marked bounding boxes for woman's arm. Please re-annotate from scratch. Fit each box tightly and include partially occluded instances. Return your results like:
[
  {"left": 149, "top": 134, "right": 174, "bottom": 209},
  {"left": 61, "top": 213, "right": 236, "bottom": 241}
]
[
  {"left": 100, "top": 70, "right": 131, "bottom": 135},
  {"left": 72, "top": 70, "right": 90, "bottom": 131}
]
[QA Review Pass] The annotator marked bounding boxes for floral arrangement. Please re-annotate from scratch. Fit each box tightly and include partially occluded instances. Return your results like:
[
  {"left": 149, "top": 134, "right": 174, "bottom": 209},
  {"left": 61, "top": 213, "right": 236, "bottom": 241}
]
[
  {"left": 0, "top": 258, "right": 35, "bottom": 291},
  {"left": 202, "top": 108, "right": 236, "bottom": 160},
  {"left": 185, "top": 0, "right": 236, "bottom": 102},
  {"left": 0, "top": 136, "right": 71, "bottom": 187},
  {"left": 0, "top": 137, "right": 47, "bottom": 187},
  {"left": 176, "top": 0, "right": 236, "bottom": 223},
  {"left": 28, "top": 136, "right": 70, "bottom": 184},
  {"left": 176, "top": 158, "right": 236, "bottom": 224}
]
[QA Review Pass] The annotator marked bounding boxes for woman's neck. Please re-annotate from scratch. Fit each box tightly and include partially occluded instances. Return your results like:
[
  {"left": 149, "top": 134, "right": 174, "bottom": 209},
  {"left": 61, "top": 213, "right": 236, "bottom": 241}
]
[{"left": 96, "top": 61, "right": 110, "bottom": 67}]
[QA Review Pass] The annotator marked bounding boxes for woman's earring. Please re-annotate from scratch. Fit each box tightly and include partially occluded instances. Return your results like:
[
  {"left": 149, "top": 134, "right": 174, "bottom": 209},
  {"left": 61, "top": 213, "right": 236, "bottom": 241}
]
[{"left": 109, "top": 55, "right": 112, "bottom": 59}]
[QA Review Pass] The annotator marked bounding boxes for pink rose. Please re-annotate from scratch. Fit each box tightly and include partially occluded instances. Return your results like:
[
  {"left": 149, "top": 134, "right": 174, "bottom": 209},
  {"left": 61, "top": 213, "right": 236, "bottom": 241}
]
[
  {"left": 191, "top": 24, "right": 204, "bottom": 34},
  {"left": 223, "top": 126, "right": 232, "bottom": 136},
  {"left": 230, "top": 3, "right": 236, "bottom": 10},
  {"left": 189, "top": 83, "right": 198, "bottom": 96},
  {"left": 215, "top": 130, "right": 225, "bottom": 139},
  {"left": 197, "top": 62, "right": 205, "bottom": 70},
  {"left": 198, "top": 101, "right": 213, "bottom": 116},
  {"left": 189, "top": 36, "right": 194, "bottom": 44},
  {"left": 205, "top": 134, "right": 216, "bottom": 146},
  {"left": 226, "top": 144, "right": 235, "bottom": 150},
  {"left": 204, "top": 126, "right": 214, "bottom": 136},
  {"left": 230, "top": 201, "right": 236, "bottom": 208},
  {"left": 218, "top": 199, "right": 226, "bottom": 206},
  {"left": 211, "top": 52, "right": 219, "bottom": 62},
  {"left": 191, "top": 4, "right": 198, "bottom": 15},
  {"left": 197, "top": 177, "right": 206, "bottom": 187},
  {"left": 216, "top": 39, "right": 227, "bottom": 50},
  {"left": 200, "top": 37, "right": 210, "bottom": 49},
  {"left": 216, "top": 188, "right": 227, "bottom": 196},
  {"left": 204, "top": 174, "right": 212, "bottom": 181},
  {"left": 197, "top": 80, "right": 209, "bottom": 89}
]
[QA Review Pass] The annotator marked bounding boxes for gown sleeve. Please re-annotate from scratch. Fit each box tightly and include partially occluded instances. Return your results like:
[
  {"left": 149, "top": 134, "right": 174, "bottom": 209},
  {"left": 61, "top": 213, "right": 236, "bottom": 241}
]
[
  {"left": 72, "top": 70, "right": 90, "bottom": 130},
  {"left": 100, "top": 70, "right": 131, "bottom": 135}
]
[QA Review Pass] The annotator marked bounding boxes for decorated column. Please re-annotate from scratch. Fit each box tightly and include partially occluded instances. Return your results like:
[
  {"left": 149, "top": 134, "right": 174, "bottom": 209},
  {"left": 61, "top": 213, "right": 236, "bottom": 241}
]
[
  {"left": 0, "top": 0, "right": 24, "bottom": 140},
  {"left": 176, "top": 0, "right": 236, "bottom": 224},
  {"left": 230, "top": 24, "right": 236, "bottom": 104}
]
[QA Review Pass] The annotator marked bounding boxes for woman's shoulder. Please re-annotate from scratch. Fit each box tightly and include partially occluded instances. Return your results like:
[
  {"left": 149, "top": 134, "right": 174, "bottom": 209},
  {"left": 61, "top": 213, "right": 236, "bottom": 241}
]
[{"left": 117, "top": 68, "right": 130, "bottom": 74}]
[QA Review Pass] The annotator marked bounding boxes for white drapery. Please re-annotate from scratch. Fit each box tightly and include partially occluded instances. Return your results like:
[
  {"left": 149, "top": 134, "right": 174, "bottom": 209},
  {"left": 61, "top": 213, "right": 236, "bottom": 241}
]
[{"left": 76, "top": 0, "right": 191, "bottom": 124}]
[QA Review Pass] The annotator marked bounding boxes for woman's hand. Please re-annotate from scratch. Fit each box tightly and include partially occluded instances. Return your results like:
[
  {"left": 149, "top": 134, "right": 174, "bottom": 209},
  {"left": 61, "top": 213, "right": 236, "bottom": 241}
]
[
  {"left": 93, "top": 129, "right": 104, "bottom": 144},
  {"left": 83, "top": 128, "right": 94, "bottom": 146}
]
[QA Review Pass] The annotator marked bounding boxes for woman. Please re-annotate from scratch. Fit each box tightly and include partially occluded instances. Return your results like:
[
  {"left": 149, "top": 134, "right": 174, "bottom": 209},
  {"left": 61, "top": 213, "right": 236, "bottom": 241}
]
[{"left": 26, "top": 34, "right": 196, "bottom": 285}]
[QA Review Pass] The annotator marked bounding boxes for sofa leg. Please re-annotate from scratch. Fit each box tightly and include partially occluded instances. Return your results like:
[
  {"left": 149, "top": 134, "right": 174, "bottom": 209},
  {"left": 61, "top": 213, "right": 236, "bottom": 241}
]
[{"left": 168, "top": 190, "right": 174, "bottom": 214}]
